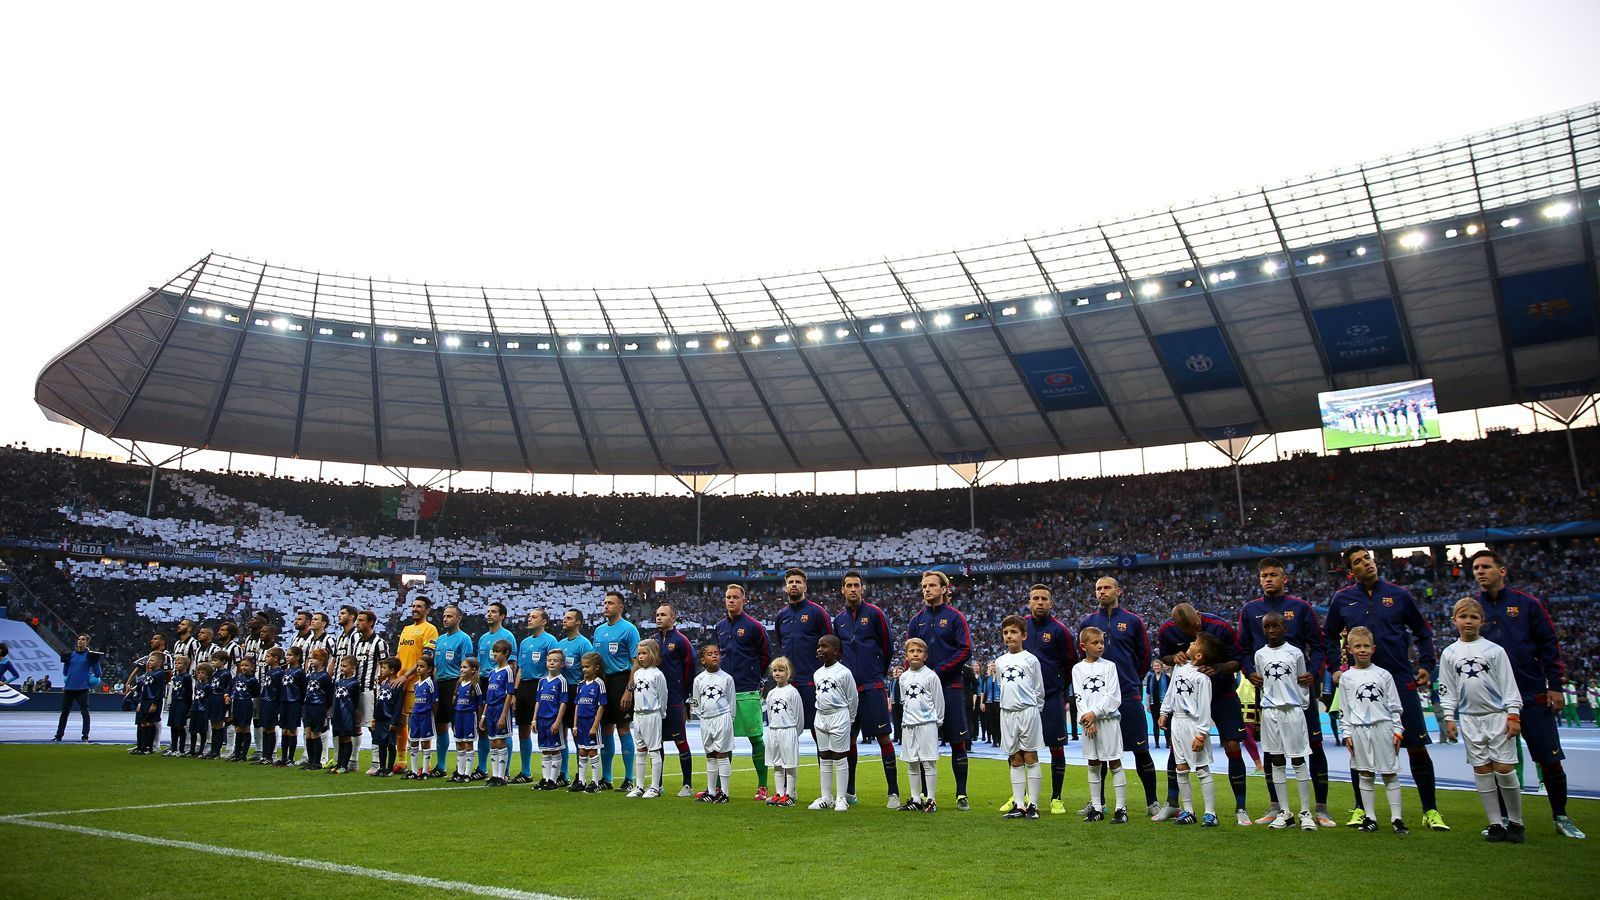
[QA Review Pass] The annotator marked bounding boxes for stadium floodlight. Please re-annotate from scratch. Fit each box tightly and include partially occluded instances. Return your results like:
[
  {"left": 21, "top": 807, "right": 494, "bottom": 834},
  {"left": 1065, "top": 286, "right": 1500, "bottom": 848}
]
[
  {"left": 1354, "top": 246, "right": 1368, "bottom": 256},
  {"left": 623, "top": 342, "right": 639, "bottom": 351},
  {"left": 1306, "top": 253, "right": 1326, "bottom": 265},
  {"left": 254, "top": 318, "right": 270, "bottom": 327},
  {"left": 1397, "top": 233, "right": 1424, "bottom": 250},
  {"left": 1465, "top": 223, "right": 1480, "bottom": 236},
  {"left": 1542, "top": 201, "right": 1573, "bottom": 219},
  {"left": 505, "top": 341, "right": 520, "bottom": 349},
  {"left": 806, "top": 328, "right": 824, "bottom": 341},
  {"left": 317, "top": 327, "right": 334, "bottom": 336},
  {"left": 748, "top": 334, "right": 762, "bottom": 345},
  {"left": 933, "top": 313, "right": 951, "bottom": 326},
  {"left": 901, "top": 319, "right": 916, "bottom": 329},
  {"left": 867, "top": 323, "right": 885, "bottom": 333},
  {"left": 353, "top": 330, "right": 366, "bottom": 339},
  {"left": 225, "top": 314, "right": 242, "bottom": 323},
  {"left": 1105, "top": 291, "right": 1122, "bottom": 301},
  {"left": 187, "top": 305, "right": 202, "bottom": 314},
  {"left": 1500, "top": 217, "right": 1520, "bottom": 228},
  {"left": 1074, "top": 297, "right": 1090, "bottom": 307},
  {"left": 289, "top": 323, "right": 303, "bottom": 332},
  {"left": 566, "top": 340, "right": 582, "bottom": 352},
  {"left": 1000, "top": 306, "right": 1017, "bottom": 316},
  {"left": 1139, "top": 283, "right": 1160, "bottom": 297},
  {"left": 537, "top": 342, "right": 551, "bottom": 350},
  {"left": 684, "top": 339, "right": 700, "bottom": 349},
  {"left": 835, "top": 327, "right": 850, "bottom": 338},
  {"left": 597, "top": 341, "right": 611, "bottom": 350},
  {"left": 412, "top": 337, "right": 428, "bottom": 345},
  {"left": 205, "top": 308, "right": 223, "bottom": 318},
  {"left": 656, "top": 338, "right": 672, "bottom": 350},
  {"left": 1261, "top": 260, "right": 1279, "bottom": 274},
  {"left": 477, "top": 340, "right": 492, "bottom": 348},
  {"left": 1209, "top": 270, "right": 1237, "bottom": 284},
  {"left": 1180, "top": 279, "right": 1195, "bottom": 289},
  {"left": 382, "top": 332, "right": 398, "bottom": 342},
  {"left": 774, "top": 333, "right": 791, "bottom": 343},
  {"left": 271, "top": 319, "right": 288, "bottom": 329},
  {"left": 444, "top": 336, "right": 460, "bottom": 348},
  {"left": 1444, "top": 228, "right": 1459, "bottom": 238},
  {"left": 1034, "top": 299, "right": 1053, "bottom": 313},
  {"left": 713, "top": 337, "right": 730, "bottom": 349}
]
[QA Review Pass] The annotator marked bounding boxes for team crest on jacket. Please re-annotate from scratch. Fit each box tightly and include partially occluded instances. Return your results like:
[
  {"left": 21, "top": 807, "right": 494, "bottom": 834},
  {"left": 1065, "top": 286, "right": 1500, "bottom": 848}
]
[
  {"left": 1506, "top": 606, "right": 1520, "bottom": 617},
  {"left": 737, "top": 628, "right": 746, "bottom": 636},
  {"left": 1382, "top": 598, "right": 1394, "bottom": 607},
  {"left": 1284, "top": 611, "right": 1296, "bottom": 620},
  {"left": 800, "top": 614, "right": 810, "bottom": 623},
  {"left": 1042, "top": 632, "right": 1052, "bottom": 642},
  {"left": 859, "top": 617, "right": 869, "bottom": 625},
  {"left": 1117, "top": 622, "right": 1127, "bottom": 632}
]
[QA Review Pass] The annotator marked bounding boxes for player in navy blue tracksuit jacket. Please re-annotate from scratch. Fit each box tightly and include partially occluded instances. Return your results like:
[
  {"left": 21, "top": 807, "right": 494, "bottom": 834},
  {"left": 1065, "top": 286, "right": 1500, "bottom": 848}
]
[
  {"left": 1079, "top": 576, "right": 1157, "bottom": 812},
  {"left": 1471, "top": 548, "right": 1584, "bottom": 838},
  {"left": 906, "top": 571, "right": 973, "bottom": 807},
  {"left": 1023, "top": 584, "right": 1077, "bottom": 810},
  {"left": 772, "top": 569, "right": 834, "bottom": 730},
  {"left": 1158, "top": 604, "right": 1249, "bottom": 818},
  {"left": 833, "top": 571, "right": 900, "bottom": 804},
  {"left": 653, "top": 605, "right": 698, "bottom": 792},
  {"left": 1238, "top": 557, "right": 1331, "bottom": 822},
  {"left": 1323, "top": 545, "right": 1445, "bottom": 827}
]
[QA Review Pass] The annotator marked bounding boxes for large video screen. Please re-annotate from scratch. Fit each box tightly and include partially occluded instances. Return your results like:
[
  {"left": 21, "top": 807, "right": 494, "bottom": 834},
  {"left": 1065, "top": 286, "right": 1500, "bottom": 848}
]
[{"left": 1318, "top": 379, "right": 1440, "bottom": 450}]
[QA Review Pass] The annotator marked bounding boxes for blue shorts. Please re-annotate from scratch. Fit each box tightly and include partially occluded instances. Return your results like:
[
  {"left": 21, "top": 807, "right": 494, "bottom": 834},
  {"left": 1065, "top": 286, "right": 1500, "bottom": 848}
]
[
  {"left": 1118, "top": 695, "right": 1149, "bottom": 752},
  {"left": 485, "top": 708, "right": 511, "bottom": 741},
  {"left": 454, "top": 710, "right": 479, "bottom": 741},
  {"left": 279, "top": 702, "right": 302, "bottom": 730},
  {"left": 167, "top": 701, "right": 190, "bottom": 728},
  {"left": 854, "top": 687, "right": 892, "bottom": 739},
  {"left": 537, "top": 716, "right": 563, "bottom": 751},
  {"left": 575, "top": 717, "right": 599, "bottom": 748},
  {"left": 135, "top": 703, "right": 162, "bottom": 725},
  {"left": 939, "top": 686, "right": 969, "bottom": 744},
  {"left": 1040, "top": 692, "right": 1068, "bottom": 747},
  {"left": 1211, "top": 691, "right": 1246, "bottom": 743},
  {"left": 371, "top": 721, "right": 393, "bottom": 745},
  {"left": 663, "top": 704, "right": 687, "bottom": 743},
  {"left": 259, "top": 700, "right": 280, "bottom": 730},
  {"left": 1303, "top": 702, "right": 1323, "bottom": 741},
  {"left": 189, "top": 705, "right": 210, "bottom": 730},
  {"left": 302, "top": 703, "right": 328, "bottom": 732},
  {"left": 408, "top": 713, "right": 435, "bottom": 741},
  {"left": 795, "top": 682, "right": 818, "bottom": 730},
  {"left": 1397, "top": 682, "right": 1431, "bottom": 748},
  {"left": 1518, "top": 702, "right": 1564, "bottom": 763}
]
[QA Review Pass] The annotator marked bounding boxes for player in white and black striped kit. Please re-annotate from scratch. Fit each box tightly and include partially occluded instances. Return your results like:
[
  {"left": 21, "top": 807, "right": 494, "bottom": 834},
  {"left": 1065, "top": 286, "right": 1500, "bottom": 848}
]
[
  {"left": 249, "top": 622, "right": 278, "bottom": 761},
  {"left": 350, "top": 610, "right": 391, "bottom": 775},
  {"left": 169, "top": 620, "right": 202, "bottom": 755},
  {"left": 289, "top": 612, "right": 315, "bottom": 667}
]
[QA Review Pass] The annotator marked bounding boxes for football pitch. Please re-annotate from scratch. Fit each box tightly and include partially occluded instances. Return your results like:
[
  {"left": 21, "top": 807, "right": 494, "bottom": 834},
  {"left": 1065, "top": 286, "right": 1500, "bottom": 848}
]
[
  {"left": 1, "top": 746, "right": 1596, "bottom": 898},
  {"left": 1321, "top": 419, "right": 1442, "bottom": 451}
]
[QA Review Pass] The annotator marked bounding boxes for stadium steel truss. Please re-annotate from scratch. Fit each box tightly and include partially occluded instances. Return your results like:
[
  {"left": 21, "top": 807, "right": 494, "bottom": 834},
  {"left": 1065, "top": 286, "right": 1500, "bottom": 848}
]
[{"left": 36, "top": 103, "right": 1600, "bottom": 475}]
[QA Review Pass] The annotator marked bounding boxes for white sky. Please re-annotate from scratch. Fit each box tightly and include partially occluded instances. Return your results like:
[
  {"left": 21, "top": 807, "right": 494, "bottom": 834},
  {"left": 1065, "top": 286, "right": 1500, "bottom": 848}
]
[{"left": 2, "top": 1, "right": 1598, "bottom": 491}]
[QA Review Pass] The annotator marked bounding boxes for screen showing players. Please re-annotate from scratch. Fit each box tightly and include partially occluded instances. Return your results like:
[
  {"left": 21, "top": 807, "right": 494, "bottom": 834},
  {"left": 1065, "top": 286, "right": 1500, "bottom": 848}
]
[{"left": 1318, "top": 378, "right": 1439, "bottom": 450}]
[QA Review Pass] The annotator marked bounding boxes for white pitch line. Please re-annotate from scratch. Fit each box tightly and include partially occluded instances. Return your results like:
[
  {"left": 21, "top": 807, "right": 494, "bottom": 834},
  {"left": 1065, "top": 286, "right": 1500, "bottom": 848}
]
[
  {"left": 0, "top": 817, "right": 573, "bottom": 900},
  {"left": 3, "top": 786, "right": 446, "bottom": 819}
]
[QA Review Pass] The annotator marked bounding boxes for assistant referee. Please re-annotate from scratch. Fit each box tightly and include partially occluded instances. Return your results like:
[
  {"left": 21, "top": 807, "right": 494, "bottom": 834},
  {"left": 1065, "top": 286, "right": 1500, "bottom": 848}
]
[{"left": 592, "top": 591, "right": 640, "bottom": 791}]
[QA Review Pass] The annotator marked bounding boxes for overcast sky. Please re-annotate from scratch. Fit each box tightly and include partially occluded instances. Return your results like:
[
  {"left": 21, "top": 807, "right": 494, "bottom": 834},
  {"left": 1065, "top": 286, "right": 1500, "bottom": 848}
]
[{"left": 3, "top": 1, "right": 1598, "bottom": 478}]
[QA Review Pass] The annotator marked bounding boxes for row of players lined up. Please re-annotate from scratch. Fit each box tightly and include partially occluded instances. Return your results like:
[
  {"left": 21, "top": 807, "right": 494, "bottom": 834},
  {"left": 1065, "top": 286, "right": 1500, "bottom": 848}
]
[{"left": 102, "top": 547, "right": 1583, "bottom": 841}]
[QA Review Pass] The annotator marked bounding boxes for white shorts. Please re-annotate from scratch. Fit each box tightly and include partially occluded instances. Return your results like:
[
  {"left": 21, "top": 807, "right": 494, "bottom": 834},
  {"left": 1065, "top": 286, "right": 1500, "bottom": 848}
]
[
  {"left": 1261, "top": 706, "right": 1310, "bottom": 758},
  {"left": 765, "top": 725, "right": 799, "bottom": 768},
  {"left": 815, "top": 709, "right": 851, "bottom": 754},
  {"left": 701, "top": 713, "right": 733, "bottom": 754},
  {"left": 1081, "top": 713, "right": 1123, "bottom": 762},
  {"left": 1460, "top": 712, "right": 1517, "bottom": 766},
  {"left": 1000, "top": 707, "right": 1044, "bottom": 756},
  {"left": 358, "top": 691, "right": 374, "bottom": 732},
  {"left": 1349, "top": 723, "right": 1400, "bottom": 775},
  {"left": 633, "top": 710, "right": 662, "bottom": 752},
  {"left": 1172, "top": 715, "right": 1213, "bottom": 770},
  {"left": 903, "top": 721, "right": 939, "bottom": 763}
]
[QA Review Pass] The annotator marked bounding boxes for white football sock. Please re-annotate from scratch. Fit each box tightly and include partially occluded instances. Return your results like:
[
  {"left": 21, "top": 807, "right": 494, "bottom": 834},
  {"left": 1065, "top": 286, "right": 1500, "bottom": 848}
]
[
  {"left": 1010, "top": 765, "right": 1025, "bottom": 807},
  {"left": 1384, "top": 774, "right": 1403, "bottom": 820},
  {"left": 1112, "top": 766, "right": 1127, "bottom": 810},
  {"left": 718, "top": 756, "right": 731, "bottom": 792},
  {"left": 1025, "top": 763, "right": 1041, "bottom": 807},
  {"left": 1496, "top": 771, "right": 1523, "bottom": 824},
  {"left": 1197, "top": 766, "right": 1215, "bottom": 816},
  {"left": 1087, "top": 765, "right": 1103, "bottom": 811},
  {"left": 1359, "top": 773, "right": 1376, "bottom": 816},
  {"left": 1476, "top": 771, "right": 1500, "bottom": 823},
  {"left": 706, "top": 757, "right": 720, "bottom": 793},
  {"left": 821, "top": 757, "right": 835, "bottom": 800},
  {"left": 1177, "top": 769, "right": 1193, "bottom": 812},
  {"left": 1292, "top": 759, "right": 1311, "bottom": 814},
  {"left": 1271, "top": 763, "right": 1288, "bottom": 810},
  {"left": 923, "top": 762, "right": 938, "bottom": 803}
]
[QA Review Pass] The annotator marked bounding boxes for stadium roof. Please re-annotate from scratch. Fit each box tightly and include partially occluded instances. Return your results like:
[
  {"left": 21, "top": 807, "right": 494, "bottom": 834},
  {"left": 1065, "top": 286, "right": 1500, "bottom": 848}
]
[{"left": 37, "top": 103, "right": 1600, "bottom": 475}]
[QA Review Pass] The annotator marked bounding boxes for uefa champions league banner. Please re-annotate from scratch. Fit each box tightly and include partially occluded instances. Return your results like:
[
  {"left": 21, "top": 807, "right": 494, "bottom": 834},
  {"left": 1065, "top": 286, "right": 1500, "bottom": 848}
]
[
  {"left": 0, "top": 619, "right": 64, "bottom": 687},
  {"left": 1154, "top": 326, "right": 1244, "bottom": 394},
  {"left": 1312, "top": 297, "right": 1410, "bottom": 373},
  {"left": 1498, "top": 262, "right": 1597, "bottom": 348}
]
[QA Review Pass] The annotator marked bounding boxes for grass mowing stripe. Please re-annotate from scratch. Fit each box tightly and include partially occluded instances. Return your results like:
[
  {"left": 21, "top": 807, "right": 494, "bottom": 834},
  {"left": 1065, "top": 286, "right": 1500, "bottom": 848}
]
[{"left": 0, "top": 817, "right": 573, "bottom": 900}]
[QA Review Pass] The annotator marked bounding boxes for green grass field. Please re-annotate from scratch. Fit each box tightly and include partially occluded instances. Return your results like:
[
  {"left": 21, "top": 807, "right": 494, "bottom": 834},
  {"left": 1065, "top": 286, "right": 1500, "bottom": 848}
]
[
  {"left": 1322, "top": 419, "right": 1442, "bottom": 450},
  {"left": 1, "top": 745, "right": 1595, "bottom": 898}
]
